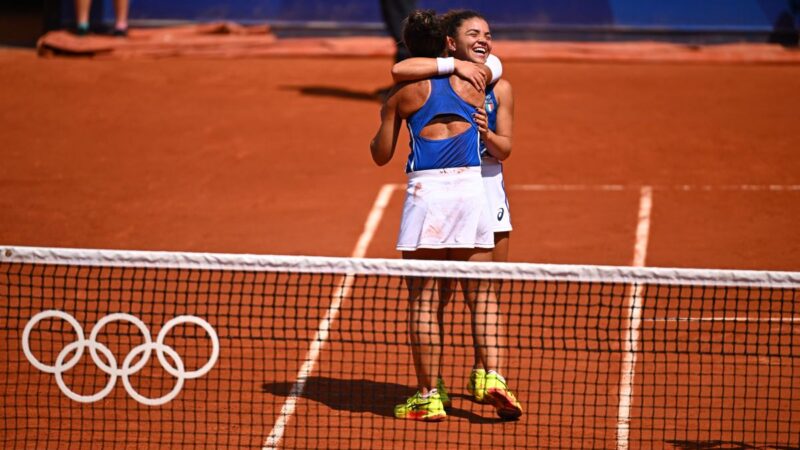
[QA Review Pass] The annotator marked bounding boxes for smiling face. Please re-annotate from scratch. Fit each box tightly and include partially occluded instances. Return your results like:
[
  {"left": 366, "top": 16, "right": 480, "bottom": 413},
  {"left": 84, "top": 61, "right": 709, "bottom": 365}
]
[{"left": 446, "top": 17, "right": 492, "bottom": 63}]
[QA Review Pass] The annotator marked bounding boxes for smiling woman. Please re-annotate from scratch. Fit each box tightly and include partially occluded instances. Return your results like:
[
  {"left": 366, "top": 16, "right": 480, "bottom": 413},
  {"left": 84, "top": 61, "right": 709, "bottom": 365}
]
[
  {"left": 369, "top": 9, "right": 523, "bottom": 423},
  {"left": 389, "top": 10, "right": 515, "bottom": 262}
]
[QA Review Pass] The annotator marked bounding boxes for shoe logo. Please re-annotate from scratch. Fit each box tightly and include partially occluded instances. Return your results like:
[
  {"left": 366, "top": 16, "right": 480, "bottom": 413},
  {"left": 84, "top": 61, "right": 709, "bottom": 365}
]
[
  {"left": 407, "top": 394, "right": 435, "bottom": 410},
  {"left": 497, "top": 207, "right": 505, "bottom": 221},
  {"left": 408, "top": 397, "right": 431, "bottom": 409},
  {"left": 22, "top": 310, "right": 219, "bottom": 406}
]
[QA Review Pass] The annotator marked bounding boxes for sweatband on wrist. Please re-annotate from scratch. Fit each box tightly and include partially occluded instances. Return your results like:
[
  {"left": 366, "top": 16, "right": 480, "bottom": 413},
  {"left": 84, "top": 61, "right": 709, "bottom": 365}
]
[
  {"left": 486, "top": 54, "right": 503, "bottom": 84},
  {"left": 436, "top": 57, "right": 455, "bottom": 75}
]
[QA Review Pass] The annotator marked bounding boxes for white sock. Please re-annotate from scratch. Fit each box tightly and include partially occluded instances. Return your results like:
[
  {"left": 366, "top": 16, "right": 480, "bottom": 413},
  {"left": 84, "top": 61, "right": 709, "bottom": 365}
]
[{"left": 421, "top": 388, "right": 438, "bottom": 399}]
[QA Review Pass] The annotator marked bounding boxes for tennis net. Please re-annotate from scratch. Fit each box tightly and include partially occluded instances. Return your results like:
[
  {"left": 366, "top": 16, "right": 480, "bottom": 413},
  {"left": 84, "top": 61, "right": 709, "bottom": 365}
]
[{"left": 1, "top": 245, "right": 798, "bottom": 449}]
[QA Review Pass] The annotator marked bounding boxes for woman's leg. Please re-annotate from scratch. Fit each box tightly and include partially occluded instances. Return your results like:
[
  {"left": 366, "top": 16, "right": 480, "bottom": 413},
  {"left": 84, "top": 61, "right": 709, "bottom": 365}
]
[
  {"left": 454, "top": 246, "right": 522, "bottom": 419},
  {"left": 451, "top": 247, "right": 501, "bottom": 373},
  {"left": 403, "top": 248, "right": 446, "bottom": 393},
  {"left": 486, "top": 230, "right": 510, "bottom": 366},
  {"left": 492, "top": 231, "right": 510, "bottom": 263},
  {"left": 467, "top": 231, "right": 509, "bottom": 370},
  {"left": 114, "top": 0, "right": 129, "bottom": 31},
  {"left": 75, "top": 0, "right": 91, "bottom": 29},
  {"left": 436, "top": 278, "right": 453, "bottom": 378}
]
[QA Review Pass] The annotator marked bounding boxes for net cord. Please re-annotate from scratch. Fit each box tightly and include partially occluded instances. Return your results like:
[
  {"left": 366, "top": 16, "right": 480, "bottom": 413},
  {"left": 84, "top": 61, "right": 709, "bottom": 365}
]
[{"left": 2, "top": 245, "right": 799, "bottom": 287}]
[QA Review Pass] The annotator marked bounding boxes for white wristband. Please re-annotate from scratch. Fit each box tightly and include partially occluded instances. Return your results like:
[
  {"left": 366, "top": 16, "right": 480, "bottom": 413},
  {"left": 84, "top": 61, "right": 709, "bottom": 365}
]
[
  {"left": 485, "top": 54, "right": 503, "bottom": 84},
  {"left": 436, "top": 57, "right": 455, "bottom": 75}
]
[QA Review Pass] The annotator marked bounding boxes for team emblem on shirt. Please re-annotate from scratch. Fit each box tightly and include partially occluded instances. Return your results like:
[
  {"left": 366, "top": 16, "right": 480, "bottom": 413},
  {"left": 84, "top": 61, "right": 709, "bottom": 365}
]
[{"left": 485, "top": 96, "right": 495, "bottom": 113}]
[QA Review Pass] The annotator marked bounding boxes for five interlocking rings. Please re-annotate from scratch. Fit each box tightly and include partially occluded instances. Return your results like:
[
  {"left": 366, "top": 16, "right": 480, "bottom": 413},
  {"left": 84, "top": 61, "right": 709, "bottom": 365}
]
[{"left": 22, "top": 310, "right": 220, "bottom": 406}]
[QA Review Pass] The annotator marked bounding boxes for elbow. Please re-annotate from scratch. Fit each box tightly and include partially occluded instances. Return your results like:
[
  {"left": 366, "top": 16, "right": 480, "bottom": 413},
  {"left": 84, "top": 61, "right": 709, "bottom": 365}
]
[
  {"left": 489, "top": 143, "right": 511, "bottom": 161},
  {"left": 390, "top": 66, "right": 403, "bottom": 83},
  {"left": 497, "top": 140, "right": 513, "bottom": 161},
  {"left": 372, "top": 154, "right": 390, "bottom": 166},
  {"left": 370, "top": 142, "right": 391, "bottom": 166}
]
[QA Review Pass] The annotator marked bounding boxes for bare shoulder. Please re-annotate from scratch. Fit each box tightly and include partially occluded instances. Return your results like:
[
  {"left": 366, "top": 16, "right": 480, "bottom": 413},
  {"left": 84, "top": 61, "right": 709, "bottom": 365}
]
[
  {"left": 393, "top": 79, "right": 430, "bottom": 118},
  {"left": 492, "top": 79, "right": 513, "bottom": 99},
  {"left": 449, "top": 75, "right": 483, "bottom": 108}
]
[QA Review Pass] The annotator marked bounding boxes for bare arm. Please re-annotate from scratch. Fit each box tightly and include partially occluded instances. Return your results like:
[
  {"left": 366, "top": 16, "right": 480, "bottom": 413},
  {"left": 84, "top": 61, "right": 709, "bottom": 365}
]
[
  {"left": 473, "top": 80, "right": 514, "bottom": 161},
  {"left": 391, "top": 57, "right": 491, "bottom": 92},
  {"left": 390, "top": 57, "right": 437, "bottom": 82},
  {"left": 370, "top": 91, "right": 402, "bottom": 166}
]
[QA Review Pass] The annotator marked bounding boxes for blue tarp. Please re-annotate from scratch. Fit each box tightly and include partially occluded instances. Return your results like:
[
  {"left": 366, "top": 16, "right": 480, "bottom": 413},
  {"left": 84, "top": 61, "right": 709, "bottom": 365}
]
[{"left": 65, "top": 0, "right": 799, "bottom": 37}]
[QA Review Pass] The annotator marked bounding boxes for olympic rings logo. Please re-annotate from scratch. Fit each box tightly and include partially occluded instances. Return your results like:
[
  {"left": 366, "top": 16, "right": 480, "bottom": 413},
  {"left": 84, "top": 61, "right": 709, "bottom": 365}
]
[{"left": 22, "top": 310, "right": 219, "bottom": 406}]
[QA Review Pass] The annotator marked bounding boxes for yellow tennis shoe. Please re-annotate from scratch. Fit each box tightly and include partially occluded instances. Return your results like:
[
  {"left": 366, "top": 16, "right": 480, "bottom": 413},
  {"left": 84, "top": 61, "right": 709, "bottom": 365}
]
[
  {"left": 466, "top": 368, "right": 488, "bottom": 403},
  {"left": 394, "top": 391, "right": 447, "bottom": 422},
  {"left": 484, "top": 371, "right": 523, "bottom": 420}
]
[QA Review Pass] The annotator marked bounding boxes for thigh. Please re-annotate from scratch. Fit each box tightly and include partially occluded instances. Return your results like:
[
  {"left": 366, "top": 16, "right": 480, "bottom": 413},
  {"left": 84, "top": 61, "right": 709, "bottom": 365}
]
[
  {"left": 402, "top": 248, "right": 448, "bottom": 298},
  {"left": 448, "top": 247, "right": 493, "bottom": 263},
  {"left": 447, "top": 248, "right": 494, "bottom": 299},
  {"left": 492, "top": 231, "right": 510, "bottom": 262}
]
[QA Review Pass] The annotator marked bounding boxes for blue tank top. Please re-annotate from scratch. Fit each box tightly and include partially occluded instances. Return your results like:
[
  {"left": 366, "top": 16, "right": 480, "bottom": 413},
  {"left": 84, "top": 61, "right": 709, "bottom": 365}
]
[
  {"left": 479, "top": 84, "right": 498, "bottom": 159},
  {"left": 405, "top": 76, "right": 481, "bottom": 173}
]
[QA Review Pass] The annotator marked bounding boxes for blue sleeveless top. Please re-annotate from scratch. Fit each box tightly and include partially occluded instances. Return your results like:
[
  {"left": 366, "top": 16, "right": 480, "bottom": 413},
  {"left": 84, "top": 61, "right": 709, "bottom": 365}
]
[
  {"left": 405, "top": 76, "right": 481, "bottom": 173},
  {"left": 479, "top": 84, "right": 498, "bottom": 159}
]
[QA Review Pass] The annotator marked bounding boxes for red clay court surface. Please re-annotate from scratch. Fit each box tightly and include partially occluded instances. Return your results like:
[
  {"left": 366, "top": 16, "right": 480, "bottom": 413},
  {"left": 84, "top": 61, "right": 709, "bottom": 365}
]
[{"left": 1, "top": 36, "right": 799, "bottom": 449}]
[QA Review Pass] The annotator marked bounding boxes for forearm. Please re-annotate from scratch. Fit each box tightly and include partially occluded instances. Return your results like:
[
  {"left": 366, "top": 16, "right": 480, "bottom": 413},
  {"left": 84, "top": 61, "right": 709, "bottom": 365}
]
[
  {"left": 482, "top": 80, "right": 513, "bottom": 161},
  {"left": 370, "top": 106, "right": 400, "bottom": 166},
  {"left": 392, "top": 56, "right": 502, "bottom": 85},
  {"left": 370, "top": 131, "right": 395, "bottom": 165},
  {"left": 482, "top": 132, "right": 512, "bottom": 161},
  {"left": 391, "top": 58, "right": 438, "bottom": 83}
]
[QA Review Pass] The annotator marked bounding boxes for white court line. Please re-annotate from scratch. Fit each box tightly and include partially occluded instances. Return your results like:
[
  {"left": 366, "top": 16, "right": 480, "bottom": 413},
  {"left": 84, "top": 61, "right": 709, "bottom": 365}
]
[
  {"left": 514, "top": 184, "right": 627, "bottom": 191},
  {"left": 631, "top": 187, "right": 652, "bottom": 269},
  {"left": 677, "top": 184, "right": 800, "bottom": 192},
  {"left": 644, "top": 317, "right": 800, "bottom": 323},
  {"left": 513, "top": 184, "right": 800, "bottom": 191},
  {"left": 352, "top": 184, "right": 401, "bottom": 258},
  {"left": 616, "top": 186, "right": 653, "bottom": 450},
  {"left": 263, "top": 183, "right": 397, "bottom": 450}
]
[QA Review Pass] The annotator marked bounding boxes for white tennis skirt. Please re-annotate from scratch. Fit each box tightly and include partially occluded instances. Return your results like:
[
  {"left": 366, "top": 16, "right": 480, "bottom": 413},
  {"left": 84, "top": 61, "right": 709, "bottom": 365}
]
[
  {"left": 481, "top": 158, "right": 513, "bottom": 233},
  {"left": 396, "top": 166, "right": 495, "bottom": 251}
]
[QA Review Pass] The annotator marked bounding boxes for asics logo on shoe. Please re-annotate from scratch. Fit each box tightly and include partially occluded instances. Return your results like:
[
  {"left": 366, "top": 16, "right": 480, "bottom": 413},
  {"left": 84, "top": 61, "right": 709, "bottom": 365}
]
[{"left": 410, "top": 399, "right": 432, "bottom": 408}]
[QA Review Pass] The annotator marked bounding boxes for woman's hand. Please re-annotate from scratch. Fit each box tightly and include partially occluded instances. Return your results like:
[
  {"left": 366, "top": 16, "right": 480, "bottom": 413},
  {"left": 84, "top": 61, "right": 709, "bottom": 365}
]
[
  {"left": 473, "top": 107, "right": 489, "bottom": 137},
  {"left": 455, "top": 60, "right": 488, "bottom": 92}
]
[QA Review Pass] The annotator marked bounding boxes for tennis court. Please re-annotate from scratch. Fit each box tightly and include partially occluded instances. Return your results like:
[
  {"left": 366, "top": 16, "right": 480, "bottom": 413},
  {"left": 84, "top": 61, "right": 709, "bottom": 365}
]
[{"left": 1, "top": 36, "right": 799, "bottom": 449}]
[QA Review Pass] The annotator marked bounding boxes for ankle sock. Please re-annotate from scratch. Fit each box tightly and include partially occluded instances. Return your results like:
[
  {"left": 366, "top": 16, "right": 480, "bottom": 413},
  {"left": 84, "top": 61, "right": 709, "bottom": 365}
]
[{"left": 421, "top": 388, "right": 438, "bottom": 399}]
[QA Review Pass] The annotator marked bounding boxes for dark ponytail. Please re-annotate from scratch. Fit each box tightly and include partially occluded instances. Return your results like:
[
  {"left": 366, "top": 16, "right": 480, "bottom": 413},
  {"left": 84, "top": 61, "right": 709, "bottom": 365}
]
[{"left": 402, "top": 9, "right": 446, "bottom": 58}]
